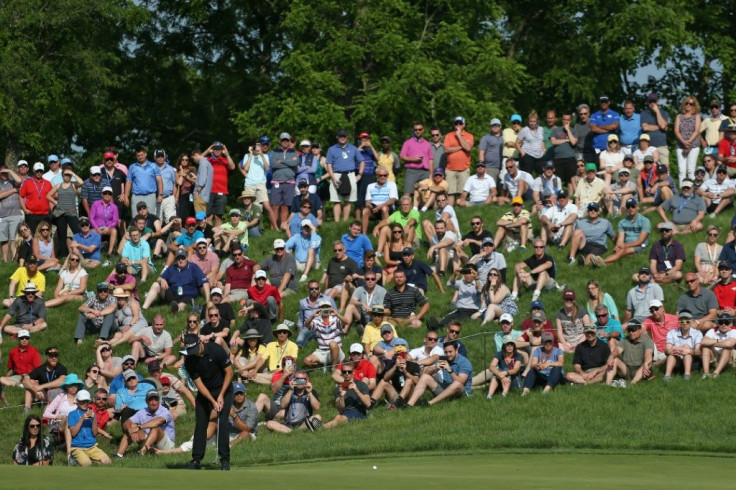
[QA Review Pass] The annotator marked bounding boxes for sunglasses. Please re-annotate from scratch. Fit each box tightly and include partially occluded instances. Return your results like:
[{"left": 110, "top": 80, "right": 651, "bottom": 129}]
[
  {"left": 123, "top": 361, "right": 134, "bottom": 365},
  {"left": 90, "top": 369, "right": 99, "bottom": 374},
  {"left": 209, "top": 314, "right": 219, "bottom": 317},
  {"left": 449, "top": 329, "right": 461, "bottom": 334},
  {"left": 365, "top": 277, "right": 376, "bottom": 281},
  {"left": 533, "top": 245, "right": 545, "bottom": 249},
  {"left": 308, "top": 287, "right": 320, "bottom": 291},
  {"left": 426, "top": 337, "right": 438, "bottom": 341},
  {"left": 686, "top": 278, "right": 698, "bottom": 284},
  {"left": 595, "top": 314, "right": 608, "bottom": 318},
  {"left": 708, "top": 233, "right": 719, "bottom": 237},
  {"left": 232, "top": 252, "right": 243, "bottom": 257},
  {"left": 100, "top": 347, "right": 111, "bottom": 352},
  {"left": 680, "top": 319, "right": 692, "bottom": 324},
  {"left": 47, "top": 352, "right": 59, "bottom": 358},
  {"left": 188, "top": 319, "right": 199, "bottom": 323},
  {"left": 95, "top": 397, "right": 108, "bottom": 401},
  {"left": 489, "top": 272, "right": 499, "bottom": 277},
  {"left": 341, "top": 370, "right": 353, "bottom": 374},
  {"left": 256, "top": 277, "right": 266, "bottom": 281},
  {"left": 392, "top": 230, "right": 403, "bottom": 233},
  {"left": 41, "top": 228, "right": 50, "bottom": 232},
  {"left": 333, "top": 249, "right": 344, "bottom": 252},
  {"left": 471, "top": 221, "right": 482, "bottom": 225}
]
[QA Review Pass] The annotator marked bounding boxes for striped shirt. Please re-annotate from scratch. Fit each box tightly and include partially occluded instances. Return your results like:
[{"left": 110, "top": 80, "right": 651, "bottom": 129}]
[
  {"left": 310, "top": 316, "right": 343, "bottom": 351},
  {"left": 0, "top": 179, "right": 21, "bottom": 218},
  {"left": 80, "top": 179, "right": 104, "bottom": 206},
  {"left": 383, "top": 285, "right": 428, "bottom": 318},
  {"left": 365, "top": 180, "right": 398, "bottom": 205}
]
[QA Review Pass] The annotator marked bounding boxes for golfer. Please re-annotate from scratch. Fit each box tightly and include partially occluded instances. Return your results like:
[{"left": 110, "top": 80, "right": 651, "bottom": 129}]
[{"left": 183, "top": 333, "right": 234, "bottom": 470}]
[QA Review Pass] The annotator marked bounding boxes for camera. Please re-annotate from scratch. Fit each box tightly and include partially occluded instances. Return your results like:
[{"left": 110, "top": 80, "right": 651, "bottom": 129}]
[
  {"left": 321, "top": 308, "right": 331, "bottom": 315},
  {"left": 294, "top": 378, "right": 307, "bottom": 386}
]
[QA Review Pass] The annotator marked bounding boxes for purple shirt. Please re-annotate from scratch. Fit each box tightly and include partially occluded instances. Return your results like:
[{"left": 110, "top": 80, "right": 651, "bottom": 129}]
[
  {"left": 130, "top": 404, "right": 175, "bottom": 442},
  {"left": 89, "top": 200, "right": 119, "bottom": 229},
  {"left": 649, "top": 239, "right": 686, "bottom": 273},
  {"left": 400, "top": 138, "right": 434, "bottom": 170}
]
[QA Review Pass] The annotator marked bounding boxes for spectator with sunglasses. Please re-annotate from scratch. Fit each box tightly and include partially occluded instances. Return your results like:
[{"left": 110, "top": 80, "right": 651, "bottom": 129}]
[
  {"left": 95, "top": 343, "right": 123, "bottom": 385},
  {"left": 21, "top": 346, "right": 68, "bottom": 413},
  {"left": 701, "top": 313, "right": 736, "bottom": 378},
  {"left": 12, "top": 414, "right": 54, "bottom": 465},
  {"left": 70, "top": 217, "right": 102, "bottom": 269},
  {"left": 1, "top": 282, "right": 47, "bottom": 336},
  {"left": 105, "top": 355, "right": 143, "bottom": 408},
  {"left": 662, "top": 310, "right": 703, "bottom": 381},
  {"left": 642, "top": 299, "right": 679, "bottom": 364},
  {"left": 676, "top": 273, "right": 718, "bottom": 333},
  {"left": 19, "top": 162, "right": 53, "bottom": 233}
]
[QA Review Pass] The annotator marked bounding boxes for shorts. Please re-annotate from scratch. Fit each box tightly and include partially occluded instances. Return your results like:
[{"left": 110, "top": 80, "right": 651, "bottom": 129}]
[
  {"left": 329, "top": 172, "right": 357, "bottom": 202},
  {"left": 228, "top": 288, "right": 248, "bottom": 303},
  {"left": 404, "top": 168, "right": 428, "bottom": 195},
  {"left": 154, "top": 433, "right": 175, "bottom": 450},
  {"left": 0, "top": 215, "right": 23, "bottom": 242},
  {"left": 431, "top": 380, "right": 451, "bottom": 396},
  {"left": 70, "top": 444, "right": 108, "bottom": 464},
  {"left": 208, "top": 194, "right": 228, "bottom": 216},
  {"left": 580, "top": 242, "right": 606, "bottom": 257},
  {"left": 248, "top": 183, "right": 269, "bottom": 205},
  {"left": 269, "top": 183, "right": 296, "bottom": 206},
  {"left": 4, "top": 374, "right": 23, "bottom": 387},
  {"left": 342, "top": 408, "right": 366, "bottom": 421},
  {"left": 624, "top": 364, "right": 641, "bottom": 380},
  {"left": 310, "top": 348, "right": 345, "bottom": 365},
  {"left": 193, "top": 195, "right": 207, "bottom": 213},
  {"left": 653, "top": 347, "right": 666, "bottom": 362},
  {"left": 157, "top": 195, "right": 177, "bottom": 223},
  {"left": 445, "top": 169, "right": 470, "bottom": 195}
]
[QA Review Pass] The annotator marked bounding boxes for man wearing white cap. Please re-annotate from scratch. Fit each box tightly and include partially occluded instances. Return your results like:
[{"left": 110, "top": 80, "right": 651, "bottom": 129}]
[
  {"left": 188, "top": 237, "right": 220, "bottom": 289},
  {"left": 89, "top": 185, "right": 119, "bottom": 259},
  {"left": 285, "top": 219, "right": 322, "bottom": 282},
  {"left": 304, "top": 300, "right": 346, "bottom": 368},
  {"left": 81, "top": 166, "right": 105, "bottom": 216},
  {"left": 333, "top": 343, "right": 377, "bottom": 391},
  {"left": 246, "top": 270, "right": 282, "bottom": 322},
  {"left": 19, "top": 162, "right": 53, "bottom": 233},
  {"left": 259, "top": 239, "right": 298, "bottom": 297},
  {"left": 0, "top": 329, "right": 41, "bottom": 390},
  {"left": 1, "top": 282, "right": 47, "bottom": 335}
]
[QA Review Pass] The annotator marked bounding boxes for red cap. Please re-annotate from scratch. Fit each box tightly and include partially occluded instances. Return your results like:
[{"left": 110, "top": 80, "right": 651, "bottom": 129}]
[
  {"left": 358, "top": 132, "right": 370, "bottom": 139},
  {"left": 185, "top": 217, "right": 197, "bottom": 225},
  {"left": 103, "top": 151, "right": 115, "bottom": 159},
  {"left": 160, "top": 376, "right": 171, "bottom": 385}
]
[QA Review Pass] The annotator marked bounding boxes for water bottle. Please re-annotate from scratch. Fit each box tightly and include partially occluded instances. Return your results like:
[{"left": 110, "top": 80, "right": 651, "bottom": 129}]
[{"left": 177, "top": 286, "right": 183, "bottom": 297}]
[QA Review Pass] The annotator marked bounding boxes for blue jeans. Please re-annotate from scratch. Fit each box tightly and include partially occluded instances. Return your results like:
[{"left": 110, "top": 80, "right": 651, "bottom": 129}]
[
  {"left": 523, "top": 366, "right": 563, "bottom": 390},
  {"left": 296, "top": 328, "right": 315, "bottom": 348}
]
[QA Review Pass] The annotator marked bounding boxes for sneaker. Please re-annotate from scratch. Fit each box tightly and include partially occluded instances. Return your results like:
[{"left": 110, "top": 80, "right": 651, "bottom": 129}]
[
  {"left": 590, "top": 255, "right": 606, "bottom": 268},
  {"left": 485, "top": 394, "right": 492, "bottom": 401},
  {"left": 115, "top": 453, "right": 125, "bottom": 459},
  {"left": 519, "top": 245, "right": 527, "bottom": 252},
  {"left": 709, "top": 212, "right": 717, "bottom": 219},
  {"left": 683, "top": 374, "right": 691, "bottom": 381},
  {"left": 283, "top": 319, "right": 296, "bottom": 328},
  {"left": 386, "top": 403, "right": 397, "bottom": 411},
  {"left": 554, "top": 282, "right": 566, "bottom": 292},
  {"left": 299, "top": 275, "right": 308, "bottom": 283},
  {"left": 663, "top": 375, "right": 672, "bottom": 382},
  {"left": 445, "top": 278, "right": 453, "bottom": 287},
  {"left": 22, "top": 406, "right": 31, "bottom": 415},
  {"left": 375, "top": 252, "right": 383, "bottom": 258},
  {"left": 170, "top": 301, "right": 179, "bottom": 314},
  {"left": 305, "top": 416, "right": 323, "bottom": 431},
  {"left": 576, "top": 255, "right": 585, "bottom": 266},
  {"left": 702, "top": 373, "right": 711, "bottom": 379},
  {"left": 68, "top": 454, "right": 78, "bottom": 466},
  {"left": 567, "top": 256, "right": 576, "bottom": 265},
  {"left": 510, "top": 292, "right": 518, "bottom": 301},
  {"left": 531, "top": 290, "right": 541, "bottom": 301},
  {"left": 102, "top": 260, "right": 111, "bottom": 267}
]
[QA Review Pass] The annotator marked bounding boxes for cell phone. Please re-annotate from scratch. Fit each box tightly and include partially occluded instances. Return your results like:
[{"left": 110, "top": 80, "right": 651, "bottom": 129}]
[
  {"left": 340, "top": 381, "right": 351, "bottom": 390},
  {"left": 397, "top": 351, "right": 407, "bottom": 359},
  {"left": 439, "top": 356, "right": 448, "bottom": 362}
]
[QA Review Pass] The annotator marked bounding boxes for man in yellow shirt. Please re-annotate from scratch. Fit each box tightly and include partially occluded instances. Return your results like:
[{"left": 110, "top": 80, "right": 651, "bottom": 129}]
[
  {"left": 258, "top": 324, "right": 299, "bottom": 372},
  {"left": 412, "top": 168, "right": 449, "bottom": 212},
  {"left": 3, "top": 256, "right": 46, "bottom": 308},
  {"left": 574, "top": 163, "right": 606, "bottom": 216}
]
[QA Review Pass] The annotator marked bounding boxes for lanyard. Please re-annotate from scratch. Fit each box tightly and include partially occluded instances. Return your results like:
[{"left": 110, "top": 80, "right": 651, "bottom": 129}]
[
  {"left": 677, "top": 195, "right": 692, "bottom": 214},
  {"left": 31, "top": 179, "right": 45, "bottom": 200},
  {"left": 45, "top": 368, "right": 56, "bottom": 383}
]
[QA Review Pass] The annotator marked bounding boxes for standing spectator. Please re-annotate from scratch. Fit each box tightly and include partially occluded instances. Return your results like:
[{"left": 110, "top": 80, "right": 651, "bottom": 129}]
[
  {"left": 152, "top": 149, "right": 177, "bottom": 223},
  {"left": 443, "top": 116, "right": 474, "bottom": 205},
  {"left": 47, "top": 166, "right": 83, "bottom": 258},
  {"left": 400, "top": 123, "right": 434, "bottom": 196},
  {"left": 641, "top": 93, "right": 671, "bottom": 167},
  {"left": 589, "top": 95, "right": 620, "bottom": 154},
  {"left": 376, "top": 136, "right": 399, "bottom": 182},
  {"left": 80, "top": 166, "right": 104, "bottom": 217},
  {"left": 574, "top": 105, "right": 596, "bottom": 163},
  {"left": 267, "top": 134, "right": 299, "bottom": 229},
  {"left": 174, "top": 153, "right": 196, "bottom": 221},
  {"left": 515, "top": 110, "right": 546, "bottom": 175},
  {"left": 192, "top": 147, "right": 213, "bottom": 216},
  {"left": 240, "top": 140, "right": 273, "bottom": 229},
  {"left": 89, "top": 186, "right": 119, "bottom": 260},
  {"left": 619, "top": 100, "right": 641, "bottom": 154},
  {"left": 355, "top": 132, "right": 379, "bottom": 220},
  {"left": 674, "top": 96, "right": 702, "bottom": 185},
  {"left": 125, "top": 148, "right": 162, "bottom": 216},
  {"left": 19, "top": 162, "right": 53, "bottom": 233},
  {"left": 100, "top": 152, "right": 128, "bottom": 231},
  {"left": 503, "top": 114, "right": 522, "bottom": 168},
  {"left": 204, "top": 141, "right": 236, "bottom": 227},
  {"left": 718, "top": 123, "right": 736, "bottom": 173},
  {"left": 700, "top": 99, "right": 726, "bottom": 156},
  {"left": 478, "top": 118, "right": 504, "bottom": 182},
  {"left": 549, "top": 111, "right": 579, "bottom": 185},
  {"left": 327, "top": 130, "right": 365, "bottom": 223},
  {"left": 0, "top": 164, "right": 23, "bottom": 262}
]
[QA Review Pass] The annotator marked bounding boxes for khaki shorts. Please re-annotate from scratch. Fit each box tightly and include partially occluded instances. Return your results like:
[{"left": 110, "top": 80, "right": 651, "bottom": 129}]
[
  {"left": 158, "top": 195, "right": 177, "bottom": 223},
  {"left": 249, "top": 183, "right": 269, "bottom": 205},
  {"left": 229, "top": 288, "right": 248, "bottom": 302},
  {"left": 155, "top": 433, "right": 176, "bottom": 450},
  {"left": 71, "top": 444, "right": 108, "bottom": 465},
  {"left": 445, "top": 169, "right": 470, "bottom": 195},
  {"left": 310, "top": 348, "right": 345, "bottom": 365},
  {"left": 4, "top": 374, "right": 23, "bottom": 387},
  {"left": 193, "top": 195, "right": 207, "bottom": 213},
  {"left": 329, "top": 172, "right": 357, "bottom": 202}
]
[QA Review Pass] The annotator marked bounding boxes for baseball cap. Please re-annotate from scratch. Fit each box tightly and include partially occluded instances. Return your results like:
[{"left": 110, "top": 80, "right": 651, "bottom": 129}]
[
  {"left": 718, "top": 262, "right": 733, "bottom": 270},
  {"left": 273, "top": 239, "right": 286, "bottom": 249},
  {"left": 103, "top": 151, "right": 115, "bottom": 159},
  {"left": 146, "top": 389, "right": 160, "bottom": 401},
  {"left": 76, "top": 390, "right": 92, "bottom": 402},
  {"left": 349, "top": 343, "right": 364, "bottom": 354},
  {"left": 587, "top": 202, "right": 600, "bottom": 212},
  {"left": 47, "top": 154, "right": 59, "bottom": 163},
  {"left": 102, "top": 186, "right": 113, "bottom": 194},
  {"left": 402, "top": 247, "right": 414, "bottom": 255},
  {"left": 60, "top": 157, "right": 72, "bottom": 166},
  {"left": 183, "top": 333, "right": 200, "bottom": 355},
  {"left": 254, "top": 270, "right": 267, "bottom": 279},
  {"left": 501, "top": 335, "right": 516, "bottom": 345},
  {"left": 96, "top": 282, "right": 109, "bottom": 292},
  {"left": 433, "top": 167, "right": 445, "bottom": 176},
  {"left": 299, "top": 140, "right": 311, "bottom": 147},
  {"left": 358, "top": 132, "right": 370, "bottom": 139},
  {"left": 607, "top": 134, "right": 619, "bottom": 142},
  {"left": 211, "top": 287, "right": 223, "bottom": 296},
  {"left": 557, "top": 189, "right": 568, "bottom": 199},
  {"left": 195, "top": 237, "right": 208, "bottom": 246},
  {"left": 336, "top": 129, "right": 348, "bottom": 137},
  {"left": 90, "top": 166, "right": 101, "bottom": 175},
  {"left": 212, "top": 141, "right": 224, "bottom": 150},
  {"left": 562, "top": 289, "right": 576, "bottom": 301},
  {"left": 627, "top": 319, "right": 643, "bottom": 330},
  {"left": 229, "top": 208, "right": 241, "bottom": 216},
  {"left": 681, "top": 179, "right": 694, "bottom": 188},
  {"left": 541, "top": 332, "right": 555, "bottom": 342},
  {"left": 370, "top": 305, "right": 385, "bottom": 315},
  {"left": 380, "top": 323, "right": 393, "bottom": 334},
  {"left": 185, "top": 216, "right": 197, "bottom": 225},
  {"left": 511, "top": 196, "right": 523, "bottom": 205},
  {"left": 585, "top": 163, "right": 597, "bottom": 172},
  {"left": 599, "top": 95, "right": 610, "bottom": 101},
  {"left": 625, "top": 198, "right": 638, "bottom": 208},
  {"left": 121, "top": 355, "right": 136, "bottom": 365},
  {"left": 153, "top": 149, "right": 167, "bottom": 159},
  {"left": 530, "top": 300, "right": 544, "bottom": 310},
  {"left": 647, "top": 92, "right": 659, "bottom": 102},
  {"left": 583, "top": 324, "right": 598, "bottom": 333},
  {"left": 618, "top": 168, "right": 630, "bottom": 175},
  {"left": 649, "top": 299, "right": 663, "bottom": 309},
  {"left": 136, "top": 201, "right": 147, "bottom": 210},
  {"left": 380, "top": 136, "right": 391, "bottom": 143},
  {"left": 26, "top": 256, "right": 38, "bottom": 264},
  {"left": 147, "top": 359, "right": 161, "bottom": 372},
  {"left": 115, "top": 262, "right": 127, "bottom": 273},
  {"left": 678, "top": 310, "right": 693, "bottom": 320},
  {"left": 490, "top": 118, "right": 502, "bottom": 126},
  {"left": 638, "top": 266, "right": 652, "bottom": 275},
  {"left": 482, "top": 237, "right": 494, "bottom": 247},
  {"left": 543, "top": 161, "right": 555, "bottom": 170},
  {"left": 510, "top": 114, "right": 522, "bottom": 123},
  {"left": 175, "top": 249, "right": 188, "bottom": 259},
  {"left": 533, "top": 311, "right": 547, "bottom": 323},
  {"left": 453, "top": 116, "right": 466, "bottom": 124},
  {"left": 318, "top": 299, "right": 332, "bottom": 308},
  {"left": 17, "top": 160, "right": 29, "bottom": 167},
  {"left": 658, "top": 221, "right": 674, "bottom": 231},
  {"left": 656, "top": 164, "right": 668, "bottom": 174},
  {"left": 17, "top": 329, "right": 30, "bottom": 339},
  {"left": 717, "top": 312, "right": 732, "bottom": 321},
  {"left": 300, "top": 218, "right": 313, "bottom": 228},
  {"left": 499, "top": 313, "right": 514, "bottom": 324},
  {"left": 623, "top": 155, "right": 634, "bottom": 162},
  {"left": 542, "top": 189, "right": 554, "bottom": 198},
  {"left": 298, "top": 179, "right": 309, "bottom": 187},
  {"left": 640, "top": 134, "right": 651, "bottom": 142},
  {"left": 233, "top": 382, "right": 246, "bottom": 394},
  {"left": 195, "top": 211, "right": 207, "bottom": 220},
  {"left": 33, "top": 162, "right": 44, "bottom": 172},
  {"left": 123, "top": 369, "right": 137, "bottom": 380}
]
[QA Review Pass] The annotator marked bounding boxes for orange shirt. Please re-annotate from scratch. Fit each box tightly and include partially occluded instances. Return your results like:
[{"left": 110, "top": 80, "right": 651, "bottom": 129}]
[{"left": 444, "top": 131, "right": 474, "bottom": 171}]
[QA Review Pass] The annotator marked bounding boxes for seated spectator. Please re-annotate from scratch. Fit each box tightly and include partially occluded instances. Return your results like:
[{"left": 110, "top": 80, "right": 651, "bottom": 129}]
[
  {"left": 106, "top": 355, "right": 142, "bottom": 408},
  {"left": 105, "top": 262, "right": 139, "bottom": 301},
  {"left": 213, "top": 209, "right": 248, "bottom": 255},
  {"left": 441, "top": 267, "right": 481, "bottom": 325},
  {"left": 323, "top": 361, "right": 371, "bottom": 428},
  {"left": 237, "top": 189, "right": 264, "bottom": 237},
  {"left": 164, "top": 216, "right": 203, "bottom": 267},
  {"left": 73, "top": 283, "right": 116, "bottom": 344},
  {"left": 45, "top": 253, "right": 88, "bottom": 308},
  {"left": 676, "top": 272, "right": 718, "bottom": 332},
  {"left": 259, "top": 324, "right": 299, "bottom": 374},
  {"left": 265, "top": 371, "right": 322, "bottom": 433},
  {"left": 246, "top": 270, "right": 282, "bottom": 323},
  {"left": 22, "top": 346, "right": 68, "bottom": 413},
  {"left": 406, "top": 341, "right": 472, "bottom": 406},
  {"left": 0, "top": 330, "right": 41, "bottom": 403},
  {"left": 361, "top": 168, "right": 398, "bottom": 234},
  {"left": 303, "top": 300, "right": 346, "bottom": 368},
  {"left": 657, "top": 178, "right": 705, "bottom": 235},
  {"left": 383, "top": 269, "right": 429, "bottom": 328},
  {"left": 43, "top": 374, "right": 83, "bottom": 454},
  {"left": 701, "top": 313, "right": 736, "bottom": 378},
  {"left": 556, "top": 289, "right": 592, "bottom": 353},
  {"left": 285, "top": 199, "right": 319, "bottom": 238},
  {"left": 531, "top": 162, "right": 564, "bottom": 214},
  {"left": 130, "top": 314, "right": 175, "bottom": 367},
  {"left": 285, "top": 220, "right": 321, "bottom": 283},
  {"left": 341, "top": 221, "right": 373, "bottom": 268},
  {"left": 67, "top": 389, "right": 111, "bottom": 467},
  {"left": 3, "top": 257, "right": 45, "bottom": 308},
  {"left": 259, "top": 239, "right": 298, "bottom": 297},
  {"left": 12, "top": 415, "right": 53, "bottom": 466},
  {"left": 485, "top": 335, "right": 523, "bottom": 399},
  {"left": 568, "top": 202, "right": 615, "bottom": 267},
  {"left": 498, "top": 158, "right": 533, "bottom": 204},
  {"left": 663, "top": 311, "right": 703, "bottom": 381},
  {"left": 591, "top": 305, "right": 623, "bottom": 352},
  {"left": 370, "top": 324, "right": 409, "bottom": 374},
  {"left": 228, "top": 382, "right": 258, "bottom": 446},
  {"left": 121, "top": 227, "right": 154, "bottom": 282},
  {"left": 106, "top": 288, "right": 148, "bottom": 348},
  {"left": 605, "top": 319, "right": 654, "bottom": 386},
  {"left": 603, "top": 166, "right": 637, "bottom": 215},
  {"left": 624, "top": 267, "right": 665, "bottom": 324},
  {"left": 467, "top": 237, "right": 507, "bottom": 287},
  {"left": 573, "top": 163, "right": 605, "bottom": 214},
  {"left": 120, "top": 390, "right": 175, "bottom": 456},
  {"left": 398, "top": 247, "right": 444, "bottom": 295},
  {"left": 511, "top": 240, "right": 561, "bottom": 301},
  {"left": 539, "top": 190, "right": 577, "bottom": 247},
  {"left": 694, "top": 225, "right": 722, "bottom": 285},
  {"left": 142, "top": 250, "right": 209, "bottom": 313},
  {"left": 601, "top": 199, "right": 650, "bottom": 265},
  {"left": 31, "top": 221, "right": 60, "bottom": 272},
  {"left": 698, "top": 165, "right": 733, "bottom": 216},
  {"left": 437, "top": 320, "right": 468, "bottom": 356},
  {"left": 494, "top": 197, "right": 531, "bottom": 251},
  {"left": 453, "top": 215, "right": 492, "bottom": 266},
  {"left": 644, "top": 222, "right": 685, "bottom": 285},
  {"left": 565, "top": 326, "right": 610, "bottom": 386},
  {"left": 424, "top": 220, "right": 458, "bottom": 278},
  {"left": 232, "top": 329, "right": 268, "bottom": 382},
  {"left": 584, "top": 279, "right": 619, "bottom": 320},
  {"left": 521, "top": 332, "right": 564, "bottom": 395},
  {"left": 360, "top": 307, "right": 395, "bottom": 355},
  {"left": 713, "top": 263, "right": 736, "bottom": 315},
  {"left": 343, "top": 273, "right": 386, "bottom": 337},
  {"left": 223, "top": 243, "right": 258, "bottom": 303},
  {"left": 643, "top": 299, "right": 679, "bottom": 364},
  {"left": 374, "top": 196, "right": 422, "bottom": 250},
  {"left": 90, "top": 388, "right": 113, "bottom": 438},
  {"left": 207, "top": 288, "right": 236, "bottom": 331},
  {"left": 333, "top": 344, "right": 377, "bottom": 392},
  {"left": 1, "top": 283, "right": 47, "bottom": 335},
  {"left": 457, "top": 162, "right": 497, "bottom": 207},
  {"left": 413, "top": 168, "right": 448, "bottom": 212},
  {"left": 188, "top": 238, "right": 220, "bottom": 290}
]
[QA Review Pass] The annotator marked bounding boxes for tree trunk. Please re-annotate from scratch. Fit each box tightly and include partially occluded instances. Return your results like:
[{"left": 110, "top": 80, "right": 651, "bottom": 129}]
[{"left": 4, "top": 136, "right": 19, "bottom": 171}]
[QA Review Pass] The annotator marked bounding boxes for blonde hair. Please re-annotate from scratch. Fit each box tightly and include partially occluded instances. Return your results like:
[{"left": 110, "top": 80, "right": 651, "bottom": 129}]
[{"left": 681, "top": 96, "right": 700, "bottom": 114}]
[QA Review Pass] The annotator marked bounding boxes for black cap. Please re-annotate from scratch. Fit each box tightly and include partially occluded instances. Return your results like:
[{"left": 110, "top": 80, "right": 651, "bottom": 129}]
[
  {"left": 627, "top": 319, "right": 642, "bottom": 330},
  {"left": 26, "top": 255, "right": 38, "bottom": 264},
  {"left": 639, "top": 266, "right": 651, "bottom": 275},
  {"left": 136, "top": 201, "right": 147, "bottom": 210},
  {"left": 115, "top": 262, "right": 127, "bottom": 273},
  {"left": 557, "top": 189, "right": 568, "bottom": 199},
  {"left": 336, "top": 129, "right": 348, "bottom": 137},
  {"left": 298, "top": 179, "right": 309, "bottom": 187},
  {"left": 656, "top": 164, "right": 668, "bottom": 174}
]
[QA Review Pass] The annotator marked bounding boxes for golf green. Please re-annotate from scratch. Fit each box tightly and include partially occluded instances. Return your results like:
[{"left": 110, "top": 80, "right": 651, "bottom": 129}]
[{"left": 4, "top": 452, "right": 733, "bottom": 488}]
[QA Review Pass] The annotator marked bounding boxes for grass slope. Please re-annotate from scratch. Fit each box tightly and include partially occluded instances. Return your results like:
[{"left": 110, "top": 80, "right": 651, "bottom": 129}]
[{"left": 1, "top": 198, "right": 734, "bottom": 467}]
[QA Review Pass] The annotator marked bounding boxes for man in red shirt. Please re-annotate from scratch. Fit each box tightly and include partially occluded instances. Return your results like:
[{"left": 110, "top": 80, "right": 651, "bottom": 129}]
[
  {"left": 224, "top": 243, "right": 259, "bottom": 303},
  {"left": 333, "top": 343, "right": 377, "bottom": 391},
  {"left": 0, "top": 329, "right": 42, "bottom": 393},
  {"left": 204, "top": 142, "right": 236, "bottom": 226},
  {"left": 642, "top": 299, "right": 678, "bottom": 364},
  {"left": 19, "top": 162, "right": 53, "bottom": 233},
  {"left": 247, "top": 270, "right": 282, "bottom": 322},
  {"left": 718, "top": 124, "right": 736, "bottom": 173},
  {"left": 712, "top": 263, "right": 736, "bottom": 316}
]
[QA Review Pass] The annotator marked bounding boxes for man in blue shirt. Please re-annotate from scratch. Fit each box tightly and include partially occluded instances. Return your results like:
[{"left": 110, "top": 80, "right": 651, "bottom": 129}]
[
  {"left": 589, "top": 95, "right": 620, "bottom": 152},
  {"left": 153, "top": 149, "right": 178, "bottom": 223},
  {"left": 285, "top": 220, "right": 322, "bottom": 282},
  {"left": 326, "top": 130, "right": 365, "bottom": 223},
  {"left": 569, "top": 202, "right": 615, "bottom": 267},
  {"left": 601, "top": 198, "right": 650, "bottom": 265},
  {"left": 341, "top": 221, "right": 373, "bottom": 267},
  {"left": 164, "top": 216, "right": 204, "bottom": 267},
  {"left": 126, "top": 147, "right": 163, "bottom": 213},
  {"left": 406, "top": 340, "right": 472, "bottom": 406},
  {"left": 619, "top": 100, "right": 641, "bottom": 153},
  {"left": 70, "top": 217, "right": 102, "bottom": 268},
  {"left": 142, "top": 249, "right": 209, "bottom": 313}
]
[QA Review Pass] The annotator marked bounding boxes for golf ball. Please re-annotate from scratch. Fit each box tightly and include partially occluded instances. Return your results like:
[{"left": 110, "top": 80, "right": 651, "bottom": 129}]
[{"left": 372, "top": 465, "right": 377, "bottom": 470}]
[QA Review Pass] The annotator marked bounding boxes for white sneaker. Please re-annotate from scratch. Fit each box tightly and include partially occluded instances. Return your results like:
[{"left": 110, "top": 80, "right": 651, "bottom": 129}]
[
  {"left": 709, "top": 213, "right": 717, "bottom": 219},
  {"left": 413, "top": 206, "right": 419, "bottom": 212},
  {"left": 510, "top": 292, "right": 518, "bottom": 301},
  {"left": 283, "top": 319, "right": 296, "bottom": 328},
  {"left": 420, "top": 207, "right": 428, "bottom": 213},
  {"left": 299, "top": 275, "right": 308, "bottom": 283},
  {"left": 531, "top": 290, "right": 541, "bottom": 301}
]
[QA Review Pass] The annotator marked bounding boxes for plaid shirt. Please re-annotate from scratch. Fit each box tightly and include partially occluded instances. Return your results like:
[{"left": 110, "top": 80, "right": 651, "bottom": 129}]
[{"left": 83, "top": 294, "right": 116, "bottom": 326}]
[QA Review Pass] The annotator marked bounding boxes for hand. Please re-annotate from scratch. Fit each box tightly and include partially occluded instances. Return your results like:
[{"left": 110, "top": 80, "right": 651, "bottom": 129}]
[
  {"left": 157, "top": 195, "right": 163, "bottom": 204},
  {"left": 215, "top": 395, "right": 224, "bottom": 412}
]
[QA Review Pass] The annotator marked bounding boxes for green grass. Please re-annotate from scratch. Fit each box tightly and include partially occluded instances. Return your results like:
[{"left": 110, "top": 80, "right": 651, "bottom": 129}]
[
  {"left": 1, "top": 200, "right": 734, "bottom": 467},
  {"left": 3, "top": 452, "right": 735, "bottom": 488}
]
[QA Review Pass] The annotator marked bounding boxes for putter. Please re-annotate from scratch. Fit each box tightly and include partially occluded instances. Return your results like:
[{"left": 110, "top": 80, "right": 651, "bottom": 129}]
[{"left": 212, "top": 411, "right": 220, "bottom": 465}]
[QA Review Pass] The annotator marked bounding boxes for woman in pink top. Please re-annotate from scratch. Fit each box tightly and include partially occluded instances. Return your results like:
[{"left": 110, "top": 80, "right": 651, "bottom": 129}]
[{"left": 89, "top": 186, "right": 119, "bottom": 257}]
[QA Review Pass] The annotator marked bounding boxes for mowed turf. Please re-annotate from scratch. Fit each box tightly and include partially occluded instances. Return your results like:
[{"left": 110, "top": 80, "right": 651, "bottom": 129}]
[{"left": 3, "top": 451, "right": 734, "bottom": 489}]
